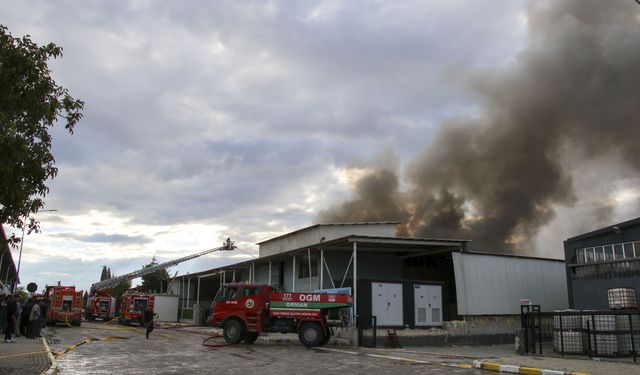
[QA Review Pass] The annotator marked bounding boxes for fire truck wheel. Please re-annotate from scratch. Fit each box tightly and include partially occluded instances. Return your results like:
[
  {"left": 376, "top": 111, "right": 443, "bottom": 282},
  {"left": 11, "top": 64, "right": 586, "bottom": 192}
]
[
  {"left": 319, "top": 328, "right": 331, "bottom": 346},
  {"left": 243, "top": 332, "right": 259, "bottom": 344},
  {"left": 223, "top": 319, "right": 245, "bottom": 344},
  {"left": 299, "top": 322, "right": 323, "bottom": 347}
]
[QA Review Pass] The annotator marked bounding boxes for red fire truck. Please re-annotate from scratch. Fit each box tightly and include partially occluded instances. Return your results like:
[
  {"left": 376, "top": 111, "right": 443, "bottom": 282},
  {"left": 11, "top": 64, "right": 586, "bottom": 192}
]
[
  {"left": 209, "top": 283, "right": 352, "bottom": 347},
  {"left": 43, "top": 285, "right": 83, "bottom": 326},
  {"left": 119, "top": 291, "right": 155, "bottom": 326},
  {"left": 85, "top": 290, "right": 116, "bottom": 321}
]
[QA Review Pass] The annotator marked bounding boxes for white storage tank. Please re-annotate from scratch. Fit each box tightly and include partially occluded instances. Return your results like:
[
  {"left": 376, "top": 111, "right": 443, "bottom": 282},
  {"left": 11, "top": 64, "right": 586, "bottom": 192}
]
[{"left": 608, "top": 288, "right": 637, "bottom": 310}]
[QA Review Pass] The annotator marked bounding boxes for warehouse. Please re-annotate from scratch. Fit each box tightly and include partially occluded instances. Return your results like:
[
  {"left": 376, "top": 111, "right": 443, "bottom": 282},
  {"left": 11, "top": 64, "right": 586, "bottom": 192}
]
[
  {"left": 170, "top": 222, "right": 568, "bottom": 344},
  {"left": 564, "top": 217, "right": 640, "bottom": 310}
]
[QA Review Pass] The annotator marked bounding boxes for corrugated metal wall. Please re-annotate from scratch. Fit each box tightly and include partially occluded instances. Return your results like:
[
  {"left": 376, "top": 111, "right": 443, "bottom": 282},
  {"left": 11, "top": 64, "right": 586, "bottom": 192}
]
[{"left": 453, "top": 253, "right": 568, "bottom": 315}]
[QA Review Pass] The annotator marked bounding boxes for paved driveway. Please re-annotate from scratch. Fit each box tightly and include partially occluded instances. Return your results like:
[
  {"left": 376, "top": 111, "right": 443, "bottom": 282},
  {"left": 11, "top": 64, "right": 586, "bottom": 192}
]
[{"left": 46, "top": 322, "right": 488, "bottom": 374}]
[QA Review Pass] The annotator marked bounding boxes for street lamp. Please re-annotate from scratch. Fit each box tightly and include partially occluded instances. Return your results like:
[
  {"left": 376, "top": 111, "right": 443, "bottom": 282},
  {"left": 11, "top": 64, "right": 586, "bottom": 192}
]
[{"left": 14, "top": 209, "right": 58, "bottom": 293}]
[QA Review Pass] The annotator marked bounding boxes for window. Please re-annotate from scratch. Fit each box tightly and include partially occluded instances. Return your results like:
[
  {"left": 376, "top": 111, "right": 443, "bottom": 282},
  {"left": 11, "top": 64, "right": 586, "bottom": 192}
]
[
  {"left": 635, "top": 242, "right": 640, "bottom": 258},
  {"left": 614, "top": 244, "right": 624, "bottom": 259},
  {"left": 624, "top": 243, "right": 634, "bottom": 259},
  {"left": 604, "top": 245, "right": 614, "bottom": 261},
  {"left": 595, "top": 246, "right": 604, "bottom": 262},
  {"left": 298, "top": 256, "right": 318, "bottom": 279},
  {"left": 585, "top": 248, "right": 595, "bottom": 263},
  {"left": 576, "top": 249, "right": 585, "bottom": 264}
]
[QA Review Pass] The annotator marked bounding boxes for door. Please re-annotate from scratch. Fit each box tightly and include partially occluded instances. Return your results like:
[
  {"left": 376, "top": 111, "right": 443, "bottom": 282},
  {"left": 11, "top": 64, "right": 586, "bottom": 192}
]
[
  {"left": 371, "top": 282, "right": 403, "bottom": 326},
  {"left": 414, "top": 284, "right": 442, "bottom": 326}
]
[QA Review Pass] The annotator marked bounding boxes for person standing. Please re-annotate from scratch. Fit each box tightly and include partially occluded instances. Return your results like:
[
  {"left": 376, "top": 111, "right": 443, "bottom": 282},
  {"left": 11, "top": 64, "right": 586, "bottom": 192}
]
[
  {"left": 27, "top": 299, "right": 40, "bottom": 339},
  {"left": 144, "top": 306, "right": 156, "bottom": 339},
  {"left": 0, "top": 295, "right": 7, "bottom": 334},
  {"left": 13, "top": 296, "right": 22, "bottom": 337},
  {"left": 4, "top": 295, "right": 15, "bottom": 343}
]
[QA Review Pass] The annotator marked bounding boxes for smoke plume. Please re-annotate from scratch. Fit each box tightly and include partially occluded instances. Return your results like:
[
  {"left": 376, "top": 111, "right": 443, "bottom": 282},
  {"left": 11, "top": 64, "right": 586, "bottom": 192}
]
[{"left": 319, "top": 0, "right": 640, "bottom": 253}]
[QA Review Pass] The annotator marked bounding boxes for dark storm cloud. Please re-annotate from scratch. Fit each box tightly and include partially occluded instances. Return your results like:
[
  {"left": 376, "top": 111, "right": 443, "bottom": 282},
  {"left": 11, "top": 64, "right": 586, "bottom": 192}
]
[
  {"left": 320, "top": 0, "right": 640, "bottom": 253},
  {"left": 58, "top": 232, "right": 152, "bottom": 245}
]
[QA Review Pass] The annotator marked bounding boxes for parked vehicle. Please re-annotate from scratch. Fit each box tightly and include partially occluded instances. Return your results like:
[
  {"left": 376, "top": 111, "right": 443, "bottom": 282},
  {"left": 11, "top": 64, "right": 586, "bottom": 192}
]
[
  {"left": 85, "top": 290, "right": 116, "bottom": 321},
  {"left": 119, "top": 291, "right": 155, "bottom": 326},
  {"left": 43, "top": 285, "right": 83, "bottom": 326},
  {"left": 209, "top": 283, "right": 352, "bottom": 346}
]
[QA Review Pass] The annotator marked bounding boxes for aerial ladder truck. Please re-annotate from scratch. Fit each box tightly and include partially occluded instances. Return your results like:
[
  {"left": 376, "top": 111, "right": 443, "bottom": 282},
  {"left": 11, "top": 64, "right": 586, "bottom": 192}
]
[{"left": 86, "top": 238, "right": 236, "bottom": 325}]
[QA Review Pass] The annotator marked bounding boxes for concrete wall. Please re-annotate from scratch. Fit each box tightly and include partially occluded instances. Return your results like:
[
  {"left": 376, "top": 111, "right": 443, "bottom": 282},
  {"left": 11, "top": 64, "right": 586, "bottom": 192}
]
[
  {"left": 259, "top": 223, "right": 397, "bottom": 257},
  {"left": 380, "top": 315, "right": 520, "bottom": 346}
]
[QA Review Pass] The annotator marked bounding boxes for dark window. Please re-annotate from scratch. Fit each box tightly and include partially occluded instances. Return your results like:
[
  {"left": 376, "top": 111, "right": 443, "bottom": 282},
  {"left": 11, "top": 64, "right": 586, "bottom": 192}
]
[
  {"left": 604, "top": 245, "right": 614, "bottom": 261},
  {"left": 624, "top": 243, "right": 634, "bottom": 258},
  {"left": 298, "top": 257, "right": 318, "bottom": 279},
  {"left": 614, "top": 244, "right": 624, "bottom": 259}
]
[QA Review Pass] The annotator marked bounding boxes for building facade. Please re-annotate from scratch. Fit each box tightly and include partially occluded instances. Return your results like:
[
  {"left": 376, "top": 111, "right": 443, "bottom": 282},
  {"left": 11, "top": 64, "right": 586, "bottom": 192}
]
[
  {"left": 170, "top": 222, "right": 569, "bottom": 345},
  {"left": 564, "top": 217, "right": 640, "bottom": 309}
]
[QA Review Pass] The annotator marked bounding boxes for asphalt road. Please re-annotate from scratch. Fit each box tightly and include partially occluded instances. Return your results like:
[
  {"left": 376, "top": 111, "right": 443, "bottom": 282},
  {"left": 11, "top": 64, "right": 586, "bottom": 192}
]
[{"left": 45, "top": 321, "right": 490, "bottom": 374}]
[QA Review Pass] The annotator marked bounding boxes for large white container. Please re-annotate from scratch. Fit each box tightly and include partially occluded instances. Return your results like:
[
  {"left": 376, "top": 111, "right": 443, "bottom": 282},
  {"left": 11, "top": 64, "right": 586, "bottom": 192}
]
[
  {"left": 553, "top": 311, "right": 583, "bottom": 330},
  {"left": 153, "top": 294, "right": 179, "bottom": 322},
  {"left": 553, "top": 331, "right": 583, "bottom": 353},
  {"left": 588, "top": 334, "right": 618, "bottom": 356},
  {"left": 608, "top": 288, "right": 637, "bottom": 310},
  {"left": 581, "top": 315, "right": 616, "bottom": 331}
]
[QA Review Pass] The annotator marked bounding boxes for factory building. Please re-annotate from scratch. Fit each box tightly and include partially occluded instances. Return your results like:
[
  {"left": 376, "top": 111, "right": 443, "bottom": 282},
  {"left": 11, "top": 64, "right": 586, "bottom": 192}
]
[
  {"left": 170, "top": 222, "right": 568, "bottom": 344},
  {"left": 564, "top": 217, "right": 640, "bottom": 310}
]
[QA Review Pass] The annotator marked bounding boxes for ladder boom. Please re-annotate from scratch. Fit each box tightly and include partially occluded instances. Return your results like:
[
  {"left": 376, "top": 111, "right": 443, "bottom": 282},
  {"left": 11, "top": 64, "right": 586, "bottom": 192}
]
[{"left": 91, "top": 238, "right": 236, "bottom": 292}]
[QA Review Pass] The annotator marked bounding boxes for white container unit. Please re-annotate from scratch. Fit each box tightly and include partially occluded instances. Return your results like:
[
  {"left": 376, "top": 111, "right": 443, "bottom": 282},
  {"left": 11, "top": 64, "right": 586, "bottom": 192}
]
[{"left": 413, "top": 284, "right": 442, "bottom": 327}]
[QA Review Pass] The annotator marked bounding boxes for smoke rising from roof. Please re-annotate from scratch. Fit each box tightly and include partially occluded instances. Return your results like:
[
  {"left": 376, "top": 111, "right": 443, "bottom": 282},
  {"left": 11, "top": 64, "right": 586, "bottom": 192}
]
[{"left": 318, "top": 0, "right": 640, "bottom": 252}]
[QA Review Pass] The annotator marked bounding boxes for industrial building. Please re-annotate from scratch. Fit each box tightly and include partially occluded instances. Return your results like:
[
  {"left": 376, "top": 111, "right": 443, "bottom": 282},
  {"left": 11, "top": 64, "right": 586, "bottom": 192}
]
[
  {"left": 564, "top": 217, "right": 640, "bottom": 310},
  {"left": 169, "top": 222, "right": 569, "bottom": 344},
  {"left": 0, "top": 225, "right": 19, "bottom": 294}
]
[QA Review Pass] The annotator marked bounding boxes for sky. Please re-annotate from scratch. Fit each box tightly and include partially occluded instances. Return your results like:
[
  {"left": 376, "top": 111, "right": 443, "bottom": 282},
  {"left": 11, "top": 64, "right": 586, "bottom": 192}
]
[{"left": 2, "top": 0, "right": 639, "bottom": 294}]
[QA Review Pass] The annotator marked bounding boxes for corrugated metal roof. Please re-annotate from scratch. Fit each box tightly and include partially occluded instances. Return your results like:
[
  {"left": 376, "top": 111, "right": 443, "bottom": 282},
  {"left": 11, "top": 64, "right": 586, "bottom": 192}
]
[
  {"left": 256, "top": 222, "right": 402, "bottom": 244},
  {"left": 565, "top": 216, "right": 640, "bottom": 243}
]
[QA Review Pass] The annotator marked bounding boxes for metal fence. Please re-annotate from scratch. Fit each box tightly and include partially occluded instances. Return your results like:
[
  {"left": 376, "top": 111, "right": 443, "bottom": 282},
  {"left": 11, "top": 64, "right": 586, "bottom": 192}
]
[
  {"left": 521, "top": 305, "right": 639, "bottom": 362},
  {"left": 356, "top": 315, "right": 378, "bottom": 348}
]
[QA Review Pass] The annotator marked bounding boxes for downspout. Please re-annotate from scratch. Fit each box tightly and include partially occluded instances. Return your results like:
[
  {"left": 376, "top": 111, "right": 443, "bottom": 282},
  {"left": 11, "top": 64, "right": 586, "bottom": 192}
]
[{"left": 353, "top": 242, "right": 357, "bottom": 325}]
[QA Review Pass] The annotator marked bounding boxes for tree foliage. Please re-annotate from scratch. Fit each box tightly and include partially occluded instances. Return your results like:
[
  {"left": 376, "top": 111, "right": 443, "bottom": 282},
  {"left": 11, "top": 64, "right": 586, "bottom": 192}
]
[
  {"left": 140, "top": 257, "right": 170, "bottom": 293},
  {"left": 100, "top": 266, "right": 112, "bottom": 281},
  {"left": 0, "top": 25, "right": 84, "bottom": 242}
]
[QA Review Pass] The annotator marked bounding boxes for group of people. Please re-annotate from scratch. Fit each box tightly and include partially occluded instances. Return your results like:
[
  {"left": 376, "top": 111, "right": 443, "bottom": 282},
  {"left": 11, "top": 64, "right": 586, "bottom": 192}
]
[{"left": 0, "top": 294, "right": 48, "bottom": 343}]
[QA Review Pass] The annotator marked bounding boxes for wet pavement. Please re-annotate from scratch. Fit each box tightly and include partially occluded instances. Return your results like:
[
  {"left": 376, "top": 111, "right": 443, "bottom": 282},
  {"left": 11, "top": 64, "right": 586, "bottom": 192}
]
[
  {"left": 45, "top": 321, "right": 640, "bottom": 374},
  {"left": 46, "top": 322, "right": 488, "bottom": 374}
]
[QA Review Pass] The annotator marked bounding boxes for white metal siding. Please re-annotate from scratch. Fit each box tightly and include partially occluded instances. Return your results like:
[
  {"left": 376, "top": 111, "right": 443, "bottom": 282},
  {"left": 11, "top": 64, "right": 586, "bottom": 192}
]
[
  {"left": 453, "top": 253, "right": 568, "bottom": 315},
  {"left": 259, "top": 223, "right": 397, "bottom": 257}
]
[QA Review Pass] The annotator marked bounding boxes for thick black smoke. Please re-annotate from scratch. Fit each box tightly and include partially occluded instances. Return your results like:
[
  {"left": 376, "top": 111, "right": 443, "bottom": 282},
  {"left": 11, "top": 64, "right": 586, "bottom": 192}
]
[{"left": 319, "top": 1, "right": 640, "bottom": 252}]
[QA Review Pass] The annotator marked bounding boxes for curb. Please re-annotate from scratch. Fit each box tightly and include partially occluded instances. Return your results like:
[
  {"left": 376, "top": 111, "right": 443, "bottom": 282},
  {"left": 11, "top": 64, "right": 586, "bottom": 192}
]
[
  {"left": 472, "top": 360, "right": 591, "bottom": 375},
  {"left": 41, "top": 337, "right": 57, "bottom": 375}
]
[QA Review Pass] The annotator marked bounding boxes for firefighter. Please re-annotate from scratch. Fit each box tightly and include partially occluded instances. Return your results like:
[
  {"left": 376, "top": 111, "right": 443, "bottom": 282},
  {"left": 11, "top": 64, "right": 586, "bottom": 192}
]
[{"left": 144, "top": 307, "right": 156, "bottom": 339}]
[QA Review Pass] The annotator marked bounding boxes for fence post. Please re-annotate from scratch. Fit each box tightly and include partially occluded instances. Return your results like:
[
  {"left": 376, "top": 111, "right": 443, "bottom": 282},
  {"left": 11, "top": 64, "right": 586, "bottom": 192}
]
[
  {"left": 591, "top": 315, "right": 598, "bottom": 357},
  {"left": 586, "top": 320, "right": 592, "bottom": 358},
  {"left": 559, "top": 313, "right": 564, "bottom": 357},
  {"left": 630, "top": 313, "right": 636, "bottom": 363}
]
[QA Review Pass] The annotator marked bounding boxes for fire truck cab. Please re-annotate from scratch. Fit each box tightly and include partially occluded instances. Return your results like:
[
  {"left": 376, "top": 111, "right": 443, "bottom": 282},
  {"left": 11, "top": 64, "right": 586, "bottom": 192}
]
[
  {"left": 119, "top": 291, "right": 155, "bottom": 326},
  {"left": 85, "top": 290, "right": 116, "bottom": 321},
  {"left": 43, "top": 285, "right": 83, "bottom": 326}
]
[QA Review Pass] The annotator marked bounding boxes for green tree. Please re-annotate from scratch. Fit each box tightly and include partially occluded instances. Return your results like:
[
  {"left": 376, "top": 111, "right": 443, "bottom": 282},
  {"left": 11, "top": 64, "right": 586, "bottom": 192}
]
[
  {"left": 111, "top": 280, "right": 131, "bottom": 317},
  {"left": 14, "top": 286, "right": 28, "bottom": 300},
  {"left": 100, "top": 265, "right": 112, "bottom": 281},
  {"left": 140, "top": 257, "right": 170, "bottom": 293},
  {"left": 0, "top": 25, "right": 84, "bottom": 243}
]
